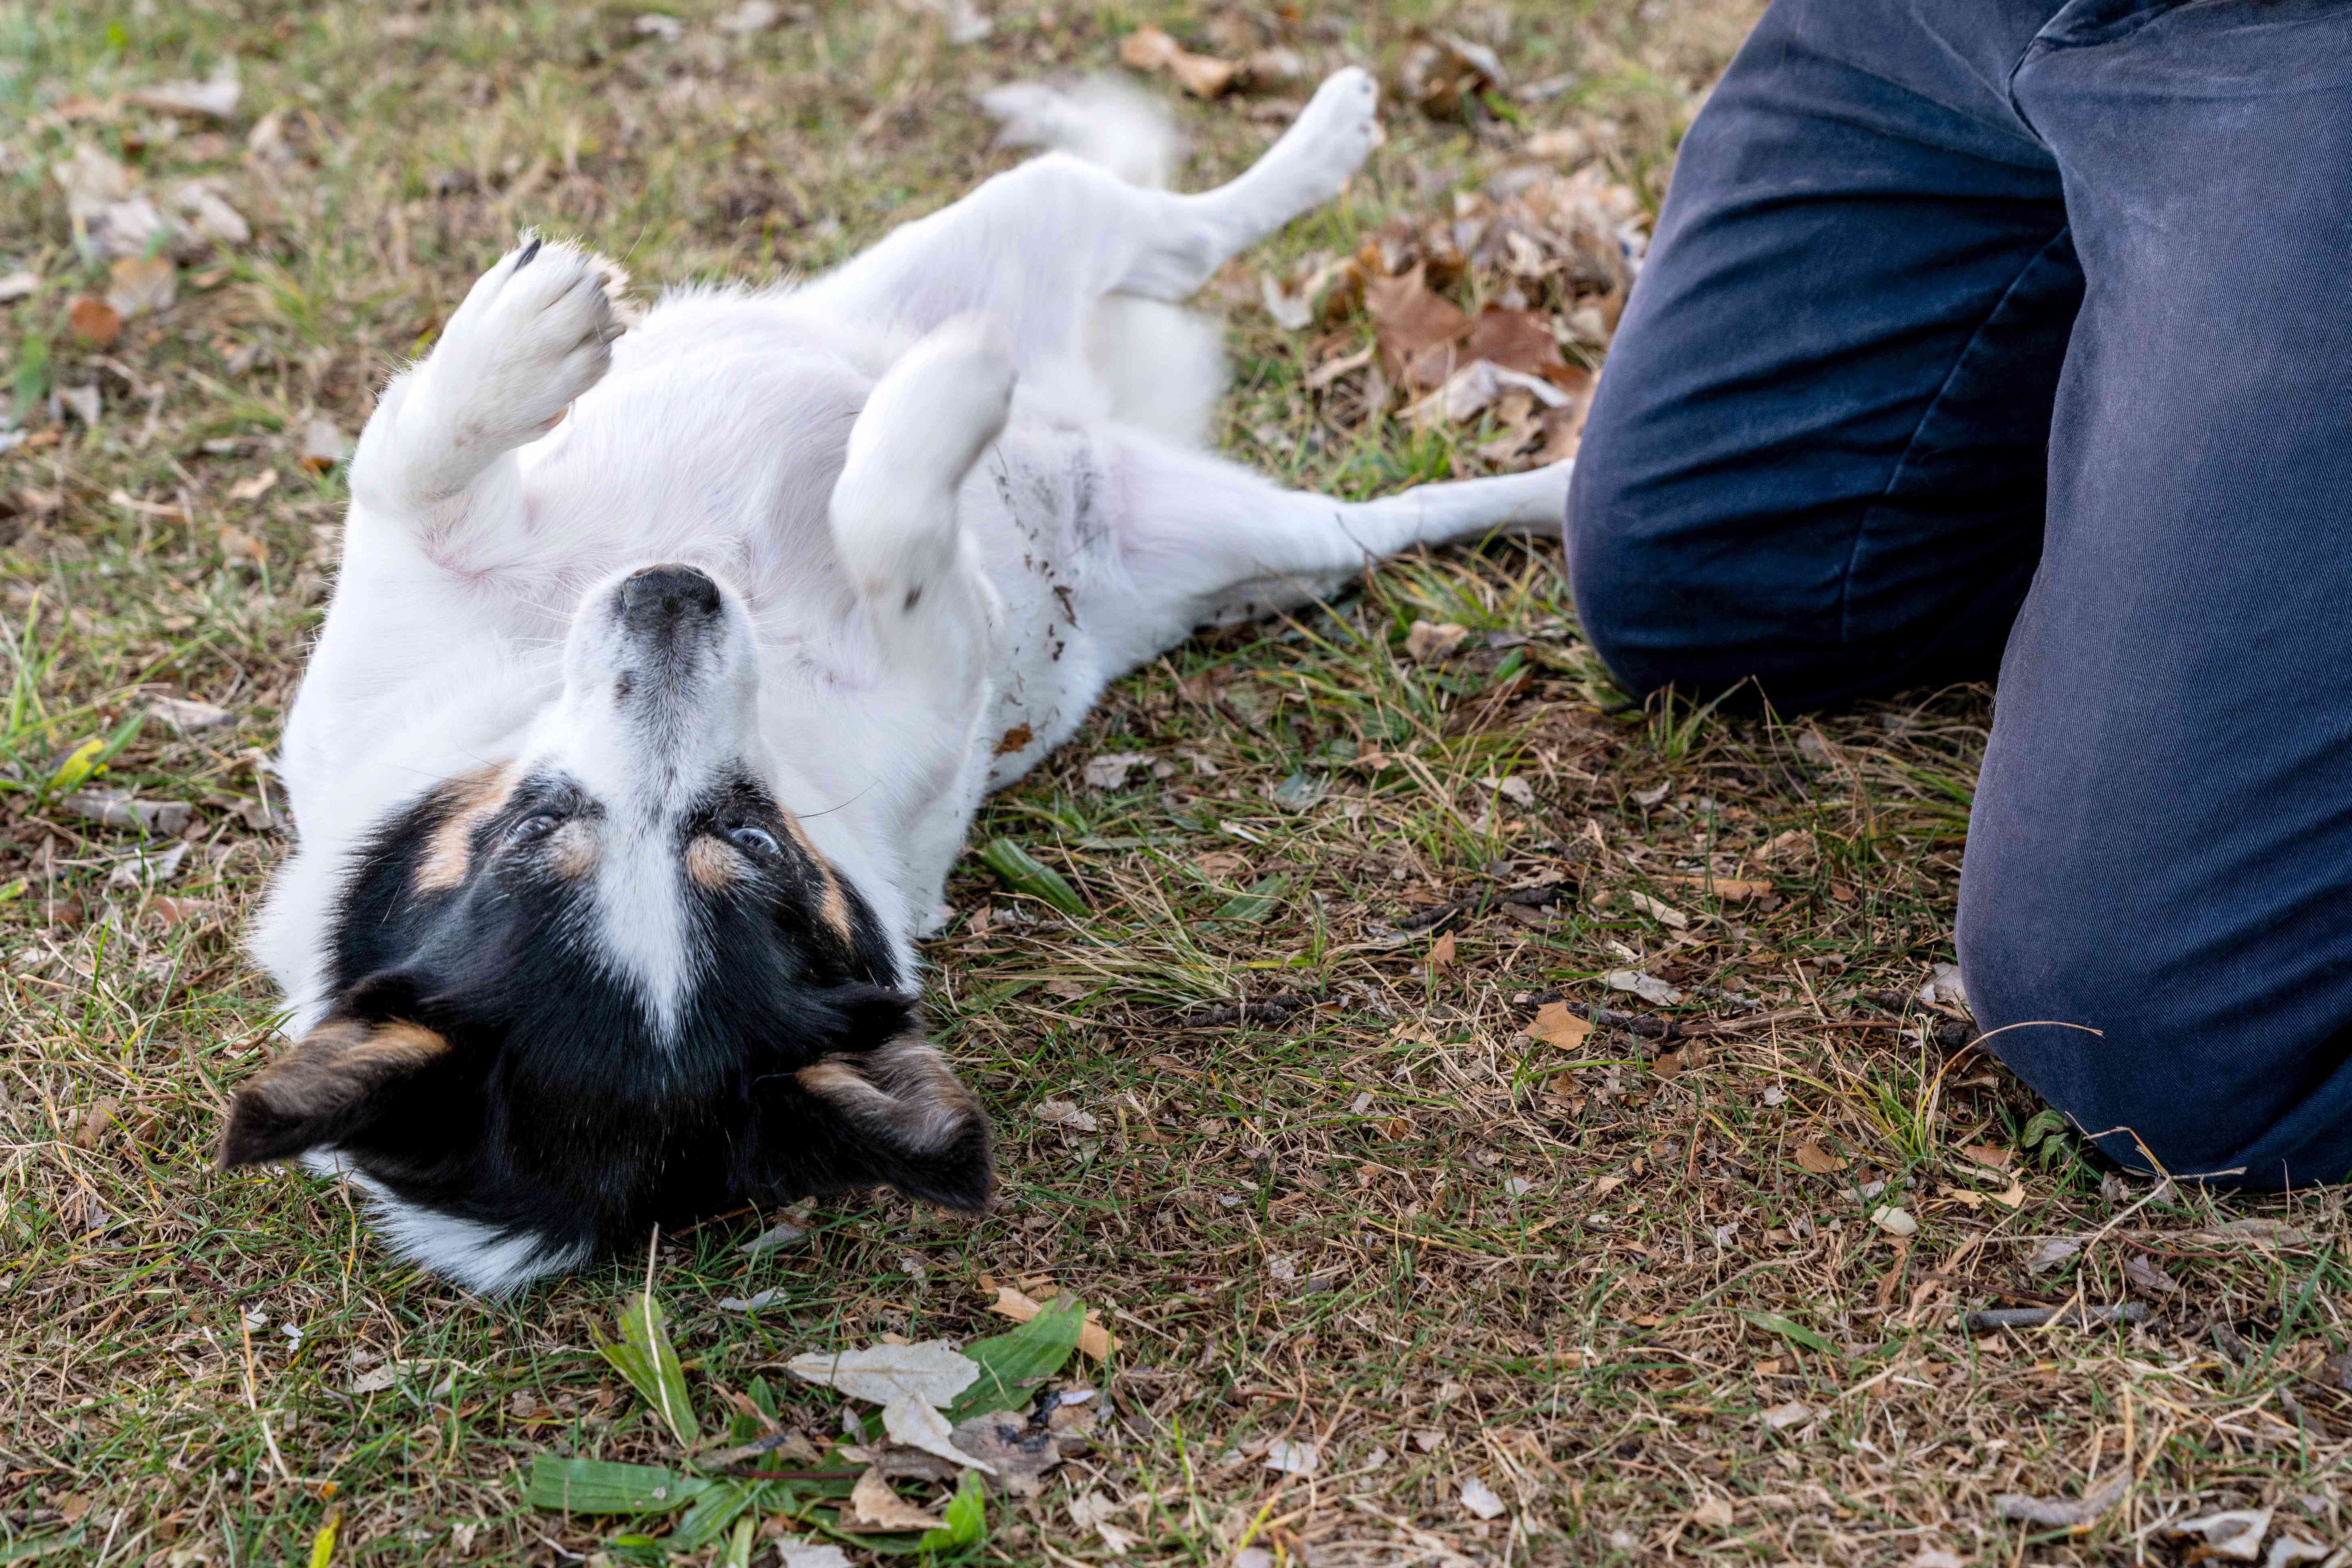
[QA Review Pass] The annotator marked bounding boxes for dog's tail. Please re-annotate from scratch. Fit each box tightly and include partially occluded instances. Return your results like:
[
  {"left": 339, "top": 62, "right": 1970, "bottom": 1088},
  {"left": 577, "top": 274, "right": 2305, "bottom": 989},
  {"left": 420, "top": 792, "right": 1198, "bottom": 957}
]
[{"left": 978, "top": 77, "right": 1183, "bottom": 189}]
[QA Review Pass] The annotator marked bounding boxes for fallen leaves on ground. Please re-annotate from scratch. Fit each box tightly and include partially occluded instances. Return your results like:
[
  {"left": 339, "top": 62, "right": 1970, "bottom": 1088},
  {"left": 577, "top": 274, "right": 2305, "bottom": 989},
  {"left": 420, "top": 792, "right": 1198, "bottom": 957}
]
[
  {"left": 1529, "top": 1000, "right": 1591, "bottom": 1049},
  {"left": 984, "top": 1282, "right": 1116, "bottom": 1360},
  {"left": 1119, "top": 25, "right": 1239, "bottom": 99},
  {"left": 786, "top": 1339, "right": 979, "bottom": 1409},
  {"left": 882, "top": 1393, "right": 999, "bottom": 1473},
  {"left": 1993, "top": 1470, "right": 2128, "bottom": 1528},
  {"left": 1397, "top": 32, "right": 1504, "bottom": 119},
  {"left": 845, "top": 1468, "right": 942, "bottom": 1531}
]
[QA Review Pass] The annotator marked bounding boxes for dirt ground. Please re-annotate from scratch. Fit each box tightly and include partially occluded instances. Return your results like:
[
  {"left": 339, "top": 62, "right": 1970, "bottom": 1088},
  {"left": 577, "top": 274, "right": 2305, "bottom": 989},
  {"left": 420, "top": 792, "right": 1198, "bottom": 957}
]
[{"left": 2, "top": 0, "right": 2346, "bottom": 1564}]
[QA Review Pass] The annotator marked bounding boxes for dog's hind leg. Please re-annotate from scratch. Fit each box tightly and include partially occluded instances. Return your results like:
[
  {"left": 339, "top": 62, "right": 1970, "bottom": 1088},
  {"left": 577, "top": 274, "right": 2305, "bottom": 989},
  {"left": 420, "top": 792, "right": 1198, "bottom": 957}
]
[
  {"left": 798, "top": 69, "right": 1380, "bottom": 362},
  {"left": 1078, "top": 433, "right": 1572, "bottom": 676}
]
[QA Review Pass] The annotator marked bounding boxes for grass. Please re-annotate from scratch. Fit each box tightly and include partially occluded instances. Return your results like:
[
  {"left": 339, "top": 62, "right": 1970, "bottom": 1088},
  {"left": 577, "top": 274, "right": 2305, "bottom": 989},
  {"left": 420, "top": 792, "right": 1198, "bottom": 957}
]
[{"left": 2, "top": 0, "right": 2348, "bottom": 1564}]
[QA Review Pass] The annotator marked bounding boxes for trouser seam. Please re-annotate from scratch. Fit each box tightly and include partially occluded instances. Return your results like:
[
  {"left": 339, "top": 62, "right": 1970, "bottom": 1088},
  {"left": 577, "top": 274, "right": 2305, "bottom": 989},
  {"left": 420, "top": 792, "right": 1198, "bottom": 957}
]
[
  {"left": 1832, "top": 224, "right": 2074, "bottom": 649},
  {"left": 2006, "top": 4, "right": 2179, "bottom": 142}
]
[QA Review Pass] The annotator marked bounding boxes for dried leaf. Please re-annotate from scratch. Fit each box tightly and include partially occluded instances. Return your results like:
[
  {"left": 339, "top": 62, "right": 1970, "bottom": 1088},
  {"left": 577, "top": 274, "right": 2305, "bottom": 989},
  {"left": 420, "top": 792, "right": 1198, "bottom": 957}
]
[
  {"left": 1168, "top": 51, "right": 1239, "bottom": 99},
  {"left": 1403, "top": 619, "right": 1470, "bottom": 661},
  {"left": 1118, "top": 25, "right": 1239, "bottom": 98},
  {"left": 1399, "top": 33, "right": 1501, "bottom": 119},
  {"left": 2122, "top": 1253, "right": 2177, "bottom": 1297},
  {"left": 1430, "top": 930, "right": 1456, "bottom": 967},
  {"left": 1365, "top": 264, "right": 1471, "bottom": 388},
  {"left": 1605, "top": 970, "right": 1683, "bottom": 1006},
  {"left": 1870, "top": 1205, "right": 1918, "bottom": 1237},
  {"left": 1760, "top": 1400, "right": 1814, "bottom": 1431},
  {"left": 992, "top": 723, "right": 1032, "bottom": 756},
  {"left": 60, "top": 790, "right": 191, "bottom": 835},
  {"left": 1525, "top": 126, "right": 1591, "bottom": 162},
  {"left": 1034, "top": 1099, "right": 1099, "bottom": 1133},
  {"left": 1070, "top": 1491, "right": 1138, "bottom": 1554},
  {"left": 947, "top": 1412, "right": 1067, "bottom": 1497},
  {"left": 1262, "top": 1437, "right": 1318, "bottom": 1475},
  {"left": 1793, "top": 1141, "right": 1847, "bottom": 1175},
  {"left": 714, "top": 0, "right": 782, "bottom": 31},
  {"left": 1117, "top": 25, "right": 1180, "bottom": 69},
  {"left": 1691, "top": 1495, "right": 1735, "bottom": 1530},
  {"left": 881, "top": 1394, "right": 997, "bottom": 1474},
  {"left": 2026, "top": 1238, "right": 2082, "bottom": 1276},
  {"left": 1460, "top": 305, "right": 1564, "bottom": 375},
  {"left": 298, "top": 417, "right": 350, "bottom": 471},
  {"left": 2166, "top": 1508, "right": 2272, "bottom": 1560},
  {"left": 1530, "top": 1001, "right": 1591, "bottom": 1050},
  {"left": 776, "top": 1543, "right": 852, "bottom": 1568},
  {"left": 1655, "top": 873, "right": 1771, "bottom": 902},
  {"left": 786, "top": 1340, "right": 979, "bottom": 1408},
  {"left": 1994, "top": 1471, "right": 2129, "bottom": 1528},
  {"left": 143, "top": 706, "right": 227, "bottom": 757},
  {"left": 983, "top": 1284, "right": 1116, "bottom": 1361},
  {"left": 67, "top": 297, "right": 122, "bottom": 346},
  {"left": 1620, "top": 890, "right": 1687, "bottom": 929},
  {"left": 106, "top": 255, "right": 177, "bottom": 318},
  {"left": 227, "top": 469, "right": 279, "bottom": 504},
  {"left": 127, "top": 75, "right": 242, "bottom": 120},
  {"left": 0, "top": 271, "right": 37, "bottom": 303},
  {"left": 1960, "top": 1143, "right": 2012, "bottom": 1169},
  {"left": 1918, "top": 961, "right": 1968, "bottom": 1008},
  {"left": 1080, "top": 752, "right": 1150, "bottom": 790},
  {"left": 844, "top": 1468, "right": 941, "bottom": 1532},
  {"left": 1458, "top": 1476, "right": 1507, "bottom": 1520}
]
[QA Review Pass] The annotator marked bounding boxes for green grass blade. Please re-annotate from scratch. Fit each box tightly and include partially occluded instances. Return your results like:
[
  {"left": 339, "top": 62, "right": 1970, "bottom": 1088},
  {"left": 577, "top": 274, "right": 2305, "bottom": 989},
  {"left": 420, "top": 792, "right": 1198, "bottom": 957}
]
[
  {"left": 525, "top": 1457, "right": 711, "bottom": 1515},
  {"left": 596, "top": 1291, "right": 700, "bottom": 1447},
  {"left": 1735, "top": 1310, "right": 1841, "bottom": 1358},
  {"left": 945, "top": 1294, "right": 1086, "bottom": 1423},
  {"left": 916, "top": 1471, "right": 988, "bottom": 1554},
  {"left": 978, "top": 838, "right": 1086, "bottom": 916}
]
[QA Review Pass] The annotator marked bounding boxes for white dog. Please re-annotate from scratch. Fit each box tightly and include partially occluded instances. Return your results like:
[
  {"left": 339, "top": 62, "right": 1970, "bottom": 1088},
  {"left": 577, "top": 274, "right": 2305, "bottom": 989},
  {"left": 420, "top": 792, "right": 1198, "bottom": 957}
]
[{"left": 228, "top": 69, "right": 1568, "bottom": 1292}]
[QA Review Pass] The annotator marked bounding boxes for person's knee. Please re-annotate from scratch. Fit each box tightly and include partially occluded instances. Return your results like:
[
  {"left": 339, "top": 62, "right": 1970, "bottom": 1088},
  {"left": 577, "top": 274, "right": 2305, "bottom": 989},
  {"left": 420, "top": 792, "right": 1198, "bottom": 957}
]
[
  {"left": 1565, "top": 402, "right": 1793, "bottom": 707},
  {"left": 1957, "top": 882, "right": 2344, "bottom": 1187}
]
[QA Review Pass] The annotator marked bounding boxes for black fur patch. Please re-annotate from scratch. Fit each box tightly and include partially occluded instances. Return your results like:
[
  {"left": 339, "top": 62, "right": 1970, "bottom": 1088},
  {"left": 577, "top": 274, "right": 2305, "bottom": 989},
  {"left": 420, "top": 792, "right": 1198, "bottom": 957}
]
[{"left": 232, "top": 769, "right": 990, "bottom": 1284}]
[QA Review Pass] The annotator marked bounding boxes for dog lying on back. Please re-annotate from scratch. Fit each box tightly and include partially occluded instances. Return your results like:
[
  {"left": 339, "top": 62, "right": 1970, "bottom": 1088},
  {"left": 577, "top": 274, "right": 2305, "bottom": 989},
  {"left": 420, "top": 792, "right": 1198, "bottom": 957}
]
[{"left": 229, "top": 70, "right": 1569, "bottom": 1292}]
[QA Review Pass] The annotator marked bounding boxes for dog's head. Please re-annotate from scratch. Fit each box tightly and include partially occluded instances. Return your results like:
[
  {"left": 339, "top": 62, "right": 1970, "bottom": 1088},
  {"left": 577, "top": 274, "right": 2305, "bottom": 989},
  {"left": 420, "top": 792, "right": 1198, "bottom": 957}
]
[{"left": 225, "top": 563, "right": 990, "bottom": 1292}]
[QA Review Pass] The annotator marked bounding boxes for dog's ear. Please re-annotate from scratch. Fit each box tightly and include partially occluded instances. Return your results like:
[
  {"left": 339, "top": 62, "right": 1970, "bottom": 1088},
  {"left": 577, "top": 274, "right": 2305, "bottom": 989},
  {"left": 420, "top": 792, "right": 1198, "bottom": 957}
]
[
  {"left": 792, "top": 988, "right": 993, "bottom": 1211},
  {"left": 219, "top": 1015, "right": 452, "bottom": 1169}
]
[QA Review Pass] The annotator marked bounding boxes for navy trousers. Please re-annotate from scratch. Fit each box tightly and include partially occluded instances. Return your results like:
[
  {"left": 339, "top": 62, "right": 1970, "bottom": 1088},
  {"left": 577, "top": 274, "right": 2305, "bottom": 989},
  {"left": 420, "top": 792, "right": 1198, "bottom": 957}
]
[{"left": 1569, "top": 0, "right": 2352, "bottom": 1187}]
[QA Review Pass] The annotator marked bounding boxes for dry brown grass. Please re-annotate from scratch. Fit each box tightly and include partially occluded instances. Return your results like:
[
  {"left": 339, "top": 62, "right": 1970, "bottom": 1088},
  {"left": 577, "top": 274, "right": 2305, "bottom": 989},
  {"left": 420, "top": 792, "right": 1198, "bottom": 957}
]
[{"left": 2, "top": 0, "right": 2347, "bottom": 1564}]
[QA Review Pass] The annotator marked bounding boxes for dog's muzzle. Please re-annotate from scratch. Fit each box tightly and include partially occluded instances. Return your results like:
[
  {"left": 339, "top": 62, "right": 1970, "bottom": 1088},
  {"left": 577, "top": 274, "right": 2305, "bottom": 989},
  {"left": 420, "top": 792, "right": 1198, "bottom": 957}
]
[{"left": 617, "top": 563, "right": 723, "bottom": 642}]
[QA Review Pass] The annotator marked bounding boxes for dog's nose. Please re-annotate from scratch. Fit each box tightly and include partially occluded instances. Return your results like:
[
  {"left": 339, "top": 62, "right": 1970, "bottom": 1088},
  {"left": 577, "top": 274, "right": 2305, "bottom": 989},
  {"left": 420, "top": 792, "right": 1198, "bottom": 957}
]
[{"left": 618, "top": 564, "right": 722, "bottom": 628}]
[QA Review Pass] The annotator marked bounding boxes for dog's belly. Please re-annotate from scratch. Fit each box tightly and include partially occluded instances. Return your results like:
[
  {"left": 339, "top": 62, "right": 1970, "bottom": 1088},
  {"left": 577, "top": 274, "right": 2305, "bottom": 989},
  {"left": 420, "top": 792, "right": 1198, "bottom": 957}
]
[{"left": 965, "top": 422, "right": 1128, "bottom": 789}]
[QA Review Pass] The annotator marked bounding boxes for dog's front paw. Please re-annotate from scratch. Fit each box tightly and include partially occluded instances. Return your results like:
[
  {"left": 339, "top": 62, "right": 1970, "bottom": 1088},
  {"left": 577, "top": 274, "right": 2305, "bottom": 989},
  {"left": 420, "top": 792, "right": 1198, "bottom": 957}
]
[{"left": 422, "top": 234, "right": 634, "bottom": 451}]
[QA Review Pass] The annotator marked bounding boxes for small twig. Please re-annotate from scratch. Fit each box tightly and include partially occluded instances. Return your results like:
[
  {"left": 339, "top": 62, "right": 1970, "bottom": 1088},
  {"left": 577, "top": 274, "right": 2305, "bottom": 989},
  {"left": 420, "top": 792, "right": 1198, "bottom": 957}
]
[
  {"left": 1171, "top": 991, "right": 1326, "bottom": 1030},
  {"left": 1964, "top": 1302, "right": 2148, "bottom": 1333}
]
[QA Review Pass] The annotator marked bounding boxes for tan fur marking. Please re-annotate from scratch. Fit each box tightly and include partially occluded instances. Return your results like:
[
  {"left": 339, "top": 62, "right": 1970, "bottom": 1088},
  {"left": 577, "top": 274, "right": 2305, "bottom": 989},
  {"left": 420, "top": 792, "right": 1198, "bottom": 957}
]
[
  {"left": 220, "top": 1018, "right": 452, "bottom": 1168},
  {"left": 797, "top": 1038, "right": 978, "bottom": 1155},
  {"left": 685, "top": 835, "right": 738, "bottom": 892},
  {"left": 816, "top": 870, "right": 854, "bottom": 945},
  {"left": 548, "top": 818, "right": 599, "bottom": 881},
  {"left": 414, "top": 763, "right": 519, "bottom": 892}
]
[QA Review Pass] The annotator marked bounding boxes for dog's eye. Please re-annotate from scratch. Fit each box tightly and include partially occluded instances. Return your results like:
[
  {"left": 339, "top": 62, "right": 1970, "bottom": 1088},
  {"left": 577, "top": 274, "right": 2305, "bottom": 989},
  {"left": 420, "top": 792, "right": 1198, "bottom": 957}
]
[
  {"left": 728, "top": 825, "right": 780, "bottom": 857},
  {"left": 508, "top": 812, "right": 563, "bottom": 844}
]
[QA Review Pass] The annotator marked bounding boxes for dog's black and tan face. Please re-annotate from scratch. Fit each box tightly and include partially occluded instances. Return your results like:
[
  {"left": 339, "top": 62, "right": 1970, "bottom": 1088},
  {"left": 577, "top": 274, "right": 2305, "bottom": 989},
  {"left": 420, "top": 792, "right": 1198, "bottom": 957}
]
[{"left": 223, "top": 565, "right": 991, "bottom": 1292}]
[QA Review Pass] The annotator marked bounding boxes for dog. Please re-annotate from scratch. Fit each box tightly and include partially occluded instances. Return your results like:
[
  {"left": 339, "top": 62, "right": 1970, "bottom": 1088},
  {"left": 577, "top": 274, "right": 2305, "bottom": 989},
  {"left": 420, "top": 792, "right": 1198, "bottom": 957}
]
[{"left": 228, "top": 69, "right": 1570, "bottom": 1292}]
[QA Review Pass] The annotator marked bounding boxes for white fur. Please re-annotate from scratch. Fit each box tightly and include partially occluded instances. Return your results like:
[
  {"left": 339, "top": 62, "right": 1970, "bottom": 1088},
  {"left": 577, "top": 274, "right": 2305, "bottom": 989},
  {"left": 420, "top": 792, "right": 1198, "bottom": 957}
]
[
  {"left": 302, "top": 1151, "right": 592, "bottom": 1294},
  {"left": 254, "top": 70, "right": 1567, "bottom": 1283}
]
